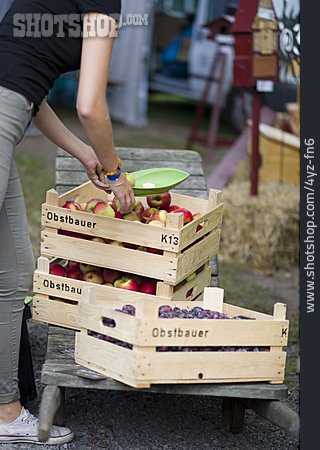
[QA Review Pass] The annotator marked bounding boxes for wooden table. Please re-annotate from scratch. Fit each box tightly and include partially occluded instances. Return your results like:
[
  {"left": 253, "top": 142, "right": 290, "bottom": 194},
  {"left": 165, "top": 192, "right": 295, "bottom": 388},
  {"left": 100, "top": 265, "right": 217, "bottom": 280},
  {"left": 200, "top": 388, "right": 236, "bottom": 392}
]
[{"left": 38, "top": 148, "right": 299, "bottom": 442}]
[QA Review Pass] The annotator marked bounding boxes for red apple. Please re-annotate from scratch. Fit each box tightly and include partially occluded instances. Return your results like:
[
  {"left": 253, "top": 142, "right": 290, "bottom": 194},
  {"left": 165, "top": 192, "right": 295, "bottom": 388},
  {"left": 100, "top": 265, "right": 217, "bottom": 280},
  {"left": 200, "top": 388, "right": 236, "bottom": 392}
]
[
  {"left": 123, "top": 242, "right": 139, "bottom": 250},
  {"left": 83, "top": 270, "right": 104, "bottom": 284},
  {"left": 58, "top": 229, "right": 84, "bottom": 239},
  {"left": 133, "top": 200, "right": 144, "bottom": 219},
  {"left": 112, "top": 197, "right": 134, "bottom": 213},
  {"left": 115, "top": 211, "right": 124, "bottom": 219},
  {"left": 89, "top": 237, "right": 107, "bottom": 244},
  {"left": 167, "top": 205, "right": 180, "bottom": 213},
  {"left": 62, "top": 201, "right": 82, "bottom": 211},
  {"left": 80, "top": 263, "right": 101, "bottom": 274},
  {"left": 102, "top": 268, "right": 121, "bottom": 284},
  {"left": 142, "top": 207, "right": 158, "bottom": 222},
  {"left": 146, "top": 247, "right": 163, "bottom": 255},
  {"left": 172, "top": 208, "right": 193, "bottom": 225},
  {"left": 85, "top": 198, "right": 103, "bottom": 213},
  {"left": 112, "top": 197, "right": 121, "bottom": 212},
  {"left": 114, "top": 277, "right": 140, "bottom": 291},
  {"left": 56, "top": 259, "right": 68, "bottom": 267},
  {"left": 67, "top": 269, "right": 83, "bottom": 280},
  {"left": 139, "top": 279, "right": 157, "bottom": 295},
  {"left": 93, "top": 202, "right": 116, "bottom": 218},
  {"left": 150, "top": 210, "right": 167, "bottom": 224},
  {"left": 124, "top": 172, "right": 136, "bottom": 187},
  {"left": 192, "top": 212, "right": 202, "bottom": 220},
  {"left": 192, "top": 213, "right": 205, "bottom": 232},
  {"left": 108, "top": 240, "right": 124, "bottom": 247},
  {"left": 147, "top": 220, "right": 165, "bottom": 228},
  {"left": 147, "top": 193, "right": 171, "bottom": 211},
  {"left": 132, "top": 274, "right": 143, "bottom": 285},
  {"left": 68, "top": 261, "right": 80, "bottom": 270},
  {"left": 50, "top": 263, "right": 67, "bottom": 277},
  {"left": 185, "top": 272, "right": 197, "bottom": 282},
  {"left": 123, "top": 212, "right": 141, "bottom": 222}
]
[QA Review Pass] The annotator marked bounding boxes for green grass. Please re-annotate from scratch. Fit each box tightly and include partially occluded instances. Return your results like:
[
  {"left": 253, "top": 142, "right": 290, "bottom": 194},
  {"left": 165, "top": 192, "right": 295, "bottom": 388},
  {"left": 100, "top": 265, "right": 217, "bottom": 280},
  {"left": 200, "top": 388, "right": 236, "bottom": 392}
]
[
  {"left": 219, "top": 260, "right": 273, "bottom": 314},
  {"left": 15, "top": 152, "right": 54, "bottom": 257}
]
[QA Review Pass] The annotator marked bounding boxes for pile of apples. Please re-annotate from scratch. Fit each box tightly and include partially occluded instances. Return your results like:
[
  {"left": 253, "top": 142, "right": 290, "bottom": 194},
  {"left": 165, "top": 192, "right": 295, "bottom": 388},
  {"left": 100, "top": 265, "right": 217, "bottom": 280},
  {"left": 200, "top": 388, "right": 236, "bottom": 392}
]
[
  {"left": 60, "top": 192, "right": 205, "bottom": 253},
  {"left": 63, "top": 191, "right": 200, "bottom": 227},
  {"left": 49, "top": 260, "right": 158, "bottom": 295},
  {"left": 50, "top": 260, "right": 198, "bottom": 296}
]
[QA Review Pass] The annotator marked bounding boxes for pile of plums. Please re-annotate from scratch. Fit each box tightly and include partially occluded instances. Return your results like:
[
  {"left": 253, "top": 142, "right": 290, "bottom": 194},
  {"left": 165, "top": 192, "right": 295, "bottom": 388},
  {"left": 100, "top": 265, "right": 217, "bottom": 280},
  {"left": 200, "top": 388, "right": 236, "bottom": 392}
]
[{"left": 87, "top": 330, "right": 133, "bottom": 350}]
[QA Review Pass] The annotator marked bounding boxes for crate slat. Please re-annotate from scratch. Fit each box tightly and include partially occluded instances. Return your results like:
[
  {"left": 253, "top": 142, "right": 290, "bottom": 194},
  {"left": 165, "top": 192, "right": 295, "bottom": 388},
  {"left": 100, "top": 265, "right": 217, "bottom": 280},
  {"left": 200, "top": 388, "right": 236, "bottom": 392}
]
[
  {"left": 33, "top": 296, "right": 80, "bottom": 331},
  {"left": 41, "top": 228, "right": 220, "bottom": 284},
  {"left": 57, "top": 147, "right": 202, "bottom": 162},
  {"left": 56, "top": 158, "right": 205, "bottom": 176},
  {"left": 79, "top": 302, "right": 288, "bottom": 347}
]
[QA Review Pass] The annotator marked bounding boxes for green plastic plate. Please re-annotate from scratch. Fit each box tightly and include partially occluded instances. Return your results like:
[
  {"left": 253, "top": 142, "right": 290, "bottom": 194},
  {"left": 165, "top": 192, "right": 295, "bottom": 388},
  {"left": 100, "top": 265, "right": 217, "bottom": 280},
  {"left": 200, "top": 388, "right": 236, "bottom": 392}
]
[{"left": 131, "top": 168, "right": 190, "bottom": 196}]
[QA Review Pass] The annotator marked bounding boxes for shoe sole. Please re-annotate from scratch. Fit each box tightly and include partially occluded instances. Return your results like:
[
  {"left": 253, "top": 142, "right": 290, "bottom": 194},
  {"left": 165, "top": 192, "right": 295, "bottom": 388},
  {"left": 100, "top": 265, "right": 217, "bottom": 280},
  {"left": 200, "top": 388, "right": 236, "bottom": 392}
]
[{"left": 0, "top": 431, "right": 74, "bottom": 445}]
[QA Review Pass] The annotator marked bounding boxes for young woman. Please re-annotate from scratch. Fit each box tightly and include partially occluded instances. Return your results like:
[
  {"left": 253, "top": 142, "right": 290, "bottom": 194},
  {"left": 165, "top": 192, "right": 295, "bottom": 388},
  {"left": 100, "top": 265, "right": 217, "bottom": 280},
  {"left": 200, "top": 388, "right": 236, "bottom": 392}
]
[{"left": 0, "top": 0, "right": 135, "bottom": 444}]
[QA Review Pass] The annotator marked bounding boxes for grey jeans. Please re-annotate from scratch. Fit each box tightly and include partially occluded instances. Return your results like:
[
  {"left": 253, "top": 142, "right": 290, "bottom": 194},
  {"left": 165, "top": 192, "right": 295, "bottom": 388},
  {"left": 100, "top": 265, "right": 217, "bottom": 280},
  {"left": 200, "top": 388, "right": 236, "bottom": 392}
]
[{"left": 0, "top": 86, "right": 35, "bottom": 403}]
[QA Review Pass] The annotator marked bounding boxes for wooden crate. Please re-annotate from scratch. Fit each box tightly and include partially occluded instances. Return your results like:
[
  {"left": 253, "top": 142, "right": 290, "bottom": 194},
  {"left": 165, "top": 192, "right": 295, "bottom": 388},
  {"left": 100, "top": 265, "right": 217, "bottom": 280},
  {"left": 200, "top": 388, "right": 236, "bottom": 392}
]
[
  {"left": 32, "top": 257, "right": 211, "bottom": 330},
  {"left": 249, "top": 123, "right": 300, "bottom": 185},
  {"left": 75, "top": 287, "right": 289, "bottom": 388},
  {"left": 40, "top": 182, "right": 223, "bottom": 285},
  {"left": 286, "top": 102, "right": 300, "bottom": 136}
]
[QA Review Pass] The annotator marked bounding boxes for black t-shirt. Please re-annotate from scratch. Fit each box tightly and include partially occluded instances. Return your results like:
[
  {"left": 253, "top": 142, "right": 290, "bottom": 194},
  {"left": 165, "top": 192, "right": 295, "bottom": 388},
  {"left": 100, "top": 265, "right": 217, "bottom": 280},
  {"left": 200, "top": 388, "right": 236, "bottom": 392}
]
[{"left": 0, "top": 0, "right": 121, "bottom": 113}]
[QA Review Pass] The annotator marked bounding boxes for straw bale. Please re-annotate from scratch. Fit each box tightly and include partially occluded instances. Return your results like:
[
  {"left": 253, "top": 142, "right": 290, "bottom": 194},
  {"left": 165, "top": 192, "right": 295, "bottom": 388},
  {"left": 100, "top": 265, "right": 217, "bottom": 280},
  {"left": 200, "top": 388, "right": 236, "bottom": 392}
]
[{"left": 219, "top": 181, "right": 299, "bottom": 270}]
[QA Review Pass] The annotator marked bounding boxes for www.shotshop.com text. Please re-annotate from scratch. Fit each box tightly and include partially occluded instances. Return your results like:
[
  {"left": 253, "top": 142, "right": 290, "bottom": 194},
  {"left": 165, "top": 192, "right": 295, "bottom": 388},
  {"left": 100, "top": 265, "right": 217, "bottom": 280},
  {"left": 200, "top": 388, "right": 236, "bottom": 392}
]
[{"left": 303, "top": 138, "right": 317, "bottom": 313}]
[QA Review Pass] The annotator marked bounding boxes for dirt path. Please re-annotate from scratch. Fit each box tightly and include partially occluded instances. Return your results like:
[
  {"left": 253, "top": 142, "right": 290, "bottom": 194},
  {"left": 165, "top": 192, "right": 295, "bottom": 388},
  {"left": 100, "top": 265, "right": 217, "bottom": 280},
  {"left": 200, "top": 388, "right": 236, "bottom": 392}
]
[{"left": 240, "top": 266, "right": 299, "bottom": 316}]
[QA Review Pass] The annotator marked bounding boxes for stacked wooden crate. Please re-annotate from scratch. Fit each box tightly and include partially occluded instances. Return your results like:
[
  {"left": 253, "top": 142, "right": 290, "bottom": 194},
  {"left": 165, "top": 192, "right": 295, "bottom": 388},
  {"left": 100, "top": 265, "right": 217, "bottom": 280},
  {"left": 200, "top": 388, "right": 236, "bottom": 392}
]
[
  {"left": 33, "top": 180, "right": 289, "bottom": 387},
  {"left": 33, "top": 180, "right": 223, "bottom": 330},
  {"left": 75, "top": 287, "right": 289, "bottom": 388}
]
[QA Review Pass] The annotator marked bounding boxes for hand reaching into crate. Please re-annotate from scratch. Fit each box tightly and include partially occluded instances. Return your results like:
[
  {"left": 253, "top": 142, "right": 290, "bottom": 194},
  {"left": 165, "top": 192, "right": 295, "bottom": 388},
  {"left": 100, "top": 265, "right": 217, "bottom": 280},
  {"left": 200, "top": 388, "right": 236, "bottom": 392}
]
[
  {"left": 83, "top": 148, "right": 109, "bottom": 191},
  {"left": 82, "top": 149, "right": 135, "bottom": 214},
  {"left": 106, "top": 172, "right": 136, "bottom": 214}
]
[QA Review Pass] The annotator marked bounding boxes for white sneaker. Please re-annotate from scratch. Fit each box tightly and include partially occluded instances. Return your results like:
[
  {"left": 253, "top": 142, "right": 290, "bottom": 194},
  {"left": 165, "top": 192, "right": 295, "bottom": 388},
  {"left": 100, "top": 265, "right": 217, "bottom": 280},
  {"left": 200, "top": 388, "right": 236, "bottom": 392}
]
[{"left": 0, "top": 407, "right": 74, "bottom": 445}]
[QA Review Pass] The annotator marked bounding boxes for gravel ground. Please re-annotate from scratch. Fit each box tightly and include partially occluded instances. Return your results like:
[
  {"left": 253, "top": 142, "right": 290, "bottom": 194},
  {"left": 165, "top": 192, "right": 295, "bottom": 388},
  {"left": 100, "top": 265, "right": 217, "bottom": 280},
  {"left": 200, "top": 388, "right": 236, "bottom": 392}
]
[{"left": 1, "top": 322, "right": 299, "bottom": 450}]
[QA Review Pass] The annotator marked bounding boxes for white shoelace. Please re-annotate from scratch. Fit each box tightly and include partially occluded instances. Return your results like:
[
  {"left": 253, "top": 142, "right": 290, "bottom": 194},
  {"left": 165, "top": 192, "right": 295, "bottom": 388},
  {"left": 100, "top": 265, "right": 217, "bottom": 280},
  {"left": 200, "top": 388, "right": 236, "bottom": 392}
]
[{"left": 20, "top": 410, "right": 38, "bottom": 427}]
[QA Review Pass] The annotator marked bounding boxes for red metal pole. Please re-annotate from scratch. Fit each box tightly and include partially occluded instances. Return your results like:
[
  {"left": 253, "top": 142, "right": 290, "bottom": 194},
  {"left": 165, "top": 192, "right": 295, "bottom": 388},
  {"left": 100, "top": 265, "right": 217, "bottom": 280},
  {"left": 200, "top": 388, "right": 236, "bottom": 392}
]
[
  {"left": 205, "top": 52, "right": 227, "bottom": 166},
  {"left": 251, "top": 88, "right": 261, "bottom": 195}
]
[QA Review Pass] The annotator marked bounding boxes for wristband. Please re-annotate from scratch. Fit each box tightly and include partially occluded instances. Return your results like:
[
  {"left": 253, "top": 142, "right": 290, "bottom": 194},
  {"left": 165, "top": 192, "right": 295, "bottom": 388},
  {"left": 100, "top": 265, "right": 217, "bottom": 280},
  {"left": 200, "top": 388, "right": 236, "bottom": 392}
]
[
  {"left": 107, "top": 168, "right": 122, "bottom": 181},
  {"left": 105, "top": 172, "right": 126, "bottom": 188},
  {"left": 105, "top": 157, "right": 122, "bottom": 176}
]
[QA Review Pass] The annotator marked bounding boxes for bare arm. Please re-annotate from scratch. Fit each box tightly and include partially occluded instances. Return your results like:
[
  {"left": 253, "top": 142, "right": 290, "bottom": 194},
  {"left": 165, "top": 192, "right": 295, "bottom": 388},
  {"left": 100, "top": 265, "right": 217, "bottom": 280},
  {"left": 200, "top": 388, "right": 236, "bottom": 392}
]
[
  {"left": 33, "top": 100, "right": 107, "bottom": 189},
  {"left": 76, "top": 13, "right": 134, "bottom": 212}
]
